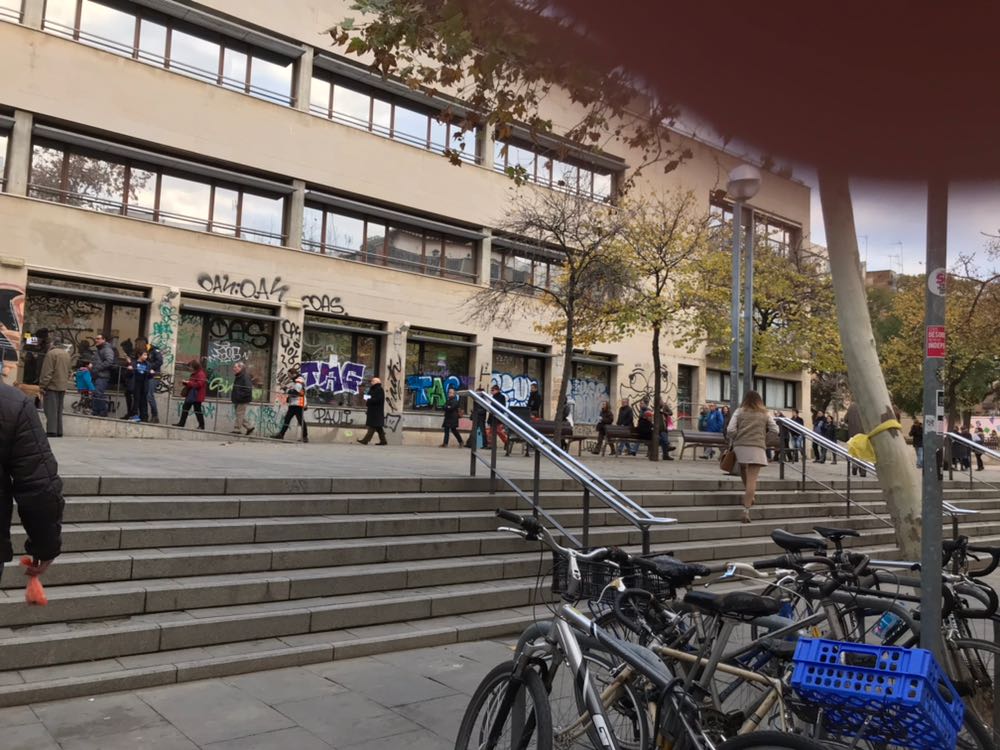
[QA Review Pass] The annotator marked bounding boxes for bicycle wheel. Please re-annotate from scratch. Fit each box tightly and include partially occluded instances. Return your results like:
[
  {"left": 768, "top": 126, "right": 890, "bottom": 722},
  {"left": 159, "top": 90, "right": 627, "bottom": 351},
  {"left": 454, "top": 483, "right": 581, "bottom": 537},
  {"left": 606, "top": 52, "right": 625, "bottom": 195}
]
[
  {"left": 546, "top": 636, "right": 650, "bottom": 750},
  {"left": 950, "top": 637, "right": 998, "bottom": 739},
  {"left": 456, "top": 662, "right": 552, "bottom": 750},
  {"left": 714, "top": 730, "right": 832, "bottom": 749}
]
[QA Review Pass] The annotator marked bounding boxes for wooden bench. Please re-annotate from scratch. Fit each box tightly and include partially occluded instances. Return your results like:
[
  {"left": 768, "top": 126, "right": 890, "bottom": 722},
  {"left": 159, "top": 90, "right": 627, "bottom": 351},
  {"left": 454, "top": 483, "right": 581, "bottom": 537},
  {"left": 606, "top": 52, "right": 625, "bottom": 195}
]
[
  {"left": 503, "top": 419, "right": 590, "bottom": 456},
  {"left": 678, "top": 429, "right": 727, "bottom": 460}
]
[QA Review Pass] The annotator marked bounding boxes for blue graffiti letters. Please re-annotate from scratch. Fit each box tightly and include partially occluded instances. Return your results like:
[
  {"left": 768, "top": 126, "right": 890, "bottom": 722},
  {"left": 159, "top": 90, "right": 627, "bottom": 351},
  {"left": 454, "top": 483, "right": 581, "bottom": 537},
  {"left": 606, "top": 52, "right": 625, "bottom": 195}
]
[
  {"left": 301, "top": 355, "right": 366, "bottom": 395},
  {"left": 490, "top": 372, "right": 537, "bottom": 407}
]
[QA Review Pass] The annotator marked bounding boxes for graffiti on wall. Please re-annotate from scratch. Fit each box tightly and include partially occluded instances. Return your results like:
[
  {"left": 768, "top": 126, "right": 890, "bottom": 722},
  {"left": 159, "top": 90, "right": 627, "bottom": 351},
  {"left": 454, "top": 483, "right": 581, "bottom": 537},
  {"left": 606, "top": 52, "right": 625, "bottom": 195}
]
[
  {"left": 277, "top": 319, "right": 302, "bottom": 393},
  {"left": 309, "top": 407, "right": 402, "bottom": 432},
  {"left": 620, "top": 364, "right": 673, "bottom": 417},
  {"left": 406, "top": 374, "right": 472, "bottom": 408},
  {"left": 386, "top": 354, "right": 403, "bottom": 412},
  {"left": 197, "top": 273, "right": 290, "bottom": 303},
  {"left": 491, "top": 372, "right": 538, "bottom": 408},
  {"left": 569, "top": 378, "right": 610, "bottom": 425},
  {"left": 0, "top": 284, "right": 25, "bottom": 370},
  {"left": 150, "top": 290, "right": 178, "bottom": 369},
  {"left": 207, "top": 318, "right": 272, "bottom": 349},
  {"left": 301, "top": 355, "right": 366, "bottom": 395},
  {"left": 208, "top": 341, "right": 252, "bottom": 364},
  {"left": 301, "top": 294, "right": 346, "bottom": 315}
]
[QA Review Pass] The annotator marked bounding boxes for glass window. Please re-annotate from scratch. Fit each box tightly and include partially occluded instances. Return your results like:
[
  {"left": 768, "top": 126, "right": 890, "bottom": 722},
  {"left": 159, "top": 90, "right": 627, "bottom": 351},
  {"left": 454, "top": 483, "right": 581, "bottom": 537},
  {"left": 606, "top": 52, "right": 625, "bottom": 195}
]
[
  {"left": 137, "top": 18, "right": 166, "bottom": 64},
  {"left": 326, "top": 212, "right": 364, "bottom": 258},
  {"left": 492, "top": 350, "right": 545, "bottom": 410},
  {"left": 332, "top": 84, "right": 370, "bottom": 128},
  {"left": 0, "top": 133, "right": 7, "bottom": 183},
  {"left": 125, "top": 167, "right": 156, "bottom": 220},
  {"left": 452, "top": 129, "right": 476, "bottom": 162},
  {"left": 65, "top": 152, "right": 124, "bottom": 212},
  {"left": 303, "top": 205, "right": 323, "bottom": 252},
  {"left": 364, "top": 221, "right": 386, "bottom": 262},
  {"left": 211, "top": 186, "right": 238, "bottom": 236},
  {"left": 249, "top": 54, "right": 292, "bottom": 105},
  {"left": 510, "top": 144, "right": 535, "bottom": 179},
  {"left": 423, "top": 233, "right": 443, "bottom": 276},
  {"left": 79, "top": 0, "right": 135, "bottom": 53},
  {"left": 594, "top": 171, "right": 612, "bottom": 200},
  {"left": 535, "top": 155, "right": 552, "bottom": 186},
  {"left": 371, "top": 98, "right": 391, "bottom": 137},
  {"left": 196, "top": 313, "right": 273, "bottom": 399},
  {"left": 309, "top": 76, "right": 331, "bottom": 117},
  {"left": 765, "top": 379, "right": 785, "bottom": 410},
  {"left": 220, "top": 47, "right": 248, "bottom": 92},
  {"left": 429, "top": 118, "right": 448, "bottom": 154},
  {"left": 43, "top": 0, "right": 77, "bottom": 34},
  {"left": 444, "top": 238, "right": 475, "bottom": 280},
  {"left": 405, "top": 338, "right": 471, "bottom": 411},
  {"left": 0, "top": 0, "right": 20, "bottom": 22},
  {"left": 569, "top": 361, "right": 612, "bottom": 425},
  {"left": 158, "top": 173, "right": 211, "bottom": 230},
  {"left": 386, "top": 226, "right": 424, "bottom": 273},
  {"left": 392, "top": 105, "right": 429, "bottom": 147},
  {"left": 29, "top": 144, "right": 66, "bottom": 197},
  {"left": 239, "top": 191, "right": 284, "bottom": 245},
  {"left": 301, "top": 326, "right": 380, "bottom": 408},
  {"left": 494, "top": 140, "right": 506, "bottom": 170},
  {"left": 553, "top": 161, "right": 578, "bottom": 191},
  {"left": 169, "top": 29, "right": 220, "bottom": 83}
]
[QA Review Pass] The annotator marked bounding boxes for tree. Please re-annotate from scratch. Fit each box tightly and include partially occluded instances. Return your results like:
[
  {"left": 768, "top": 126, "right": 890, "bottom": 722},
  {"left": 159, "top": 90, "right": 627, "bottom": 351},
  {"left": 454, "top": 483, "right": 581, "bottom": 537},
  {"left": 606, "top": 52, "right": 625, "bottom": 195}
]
[
  {"left": 610, "top": 191, "right": 713, "bottom": 460},
  {"left": 811, "top": 371, "right": 849, "bottom": 415},
  {"left": 465, "top": 188, "right": 629, "bottom": 418}
]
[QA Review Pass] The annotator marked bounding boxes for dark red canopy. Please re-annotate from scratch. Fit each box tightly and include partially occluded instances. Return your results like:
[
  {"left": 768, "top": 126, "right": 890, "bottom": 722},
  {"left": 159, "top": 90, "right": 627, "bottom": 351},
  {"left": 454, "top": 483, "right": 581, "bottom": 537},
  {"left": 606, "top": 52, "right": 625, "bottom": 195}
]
[{"left": 560, "top": 1, "right": 1000, "bottom": 179}]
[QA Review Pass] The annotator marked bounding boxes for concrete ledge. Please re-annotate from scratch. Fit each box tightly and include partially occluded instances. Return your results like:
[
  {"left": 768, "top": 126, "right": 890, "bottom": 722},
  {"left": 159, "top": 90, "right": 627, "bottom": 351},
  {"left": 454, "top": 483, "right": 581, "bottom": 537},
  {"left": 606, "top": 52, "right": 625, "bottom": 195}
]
[
  {"left": 99, "top": 477, "right": 228, "bottom": 496},
  {"left": 226, "top": 478, "right": 333, "bottom": 495},
  {"left": 174, "top": 644, "right": 333, "bottom": 683},
  {"left": 0, "top": 665, "right": 177, "bottom": 709}
]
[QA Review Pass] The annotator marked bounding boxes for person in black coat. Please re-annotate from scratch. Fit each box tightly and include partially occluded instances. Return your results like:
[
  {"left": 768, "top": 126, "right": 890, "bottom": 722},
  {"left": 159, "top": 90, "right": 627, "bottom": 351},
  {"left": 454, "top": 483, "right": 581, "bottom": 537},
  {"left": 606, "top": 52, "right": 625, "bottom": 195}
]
[
  {"left": 591, "top": 400, "right": 614, "bottom": 455},
  {"left": 441, "top": 387, "right": 464, "bottom": 447},
  {"left": 468, "top": 387, "right": 488, "bottom": 449},
  {"left": 527, "top": 383, "right": 543, "bottom": 418},
  {"left": 358, "top": 377, "right": 388, "bottom": 445},
  {"left": 487, "top": 384, "right": 507, "bottom": 447},
  {"left": 615, "top": 398, "right": 636, "bottom": 456},
  {"left": 0, "top": 382, "right": 65, "bottom": 582},
  {"left": 230, "top": 362, "right": 255, "bottom": 436}
]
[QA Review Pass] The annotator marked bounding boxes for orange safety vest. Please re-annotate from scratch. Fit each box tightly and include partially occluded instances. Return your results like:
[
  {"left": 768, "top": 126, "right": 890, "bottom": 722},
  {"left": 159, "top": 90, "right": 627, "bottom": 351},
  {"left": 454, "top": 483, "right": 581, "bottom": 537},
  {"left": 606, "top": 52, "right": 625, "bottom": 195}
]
[{"left": 286, "top": 388, "right": 305, "bottom": 407}]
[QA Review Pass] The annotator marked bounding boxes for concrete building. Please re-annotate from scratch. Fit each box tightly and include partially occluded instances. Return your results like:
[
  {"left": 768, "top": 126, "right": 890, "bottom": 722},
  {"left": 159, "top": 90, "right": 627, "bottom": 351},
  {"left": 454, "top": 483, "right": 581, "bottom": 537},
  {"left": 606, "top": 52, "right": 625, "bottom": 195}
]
[{"left": 0, "top": 0, "right": 812, "bottom": 441}]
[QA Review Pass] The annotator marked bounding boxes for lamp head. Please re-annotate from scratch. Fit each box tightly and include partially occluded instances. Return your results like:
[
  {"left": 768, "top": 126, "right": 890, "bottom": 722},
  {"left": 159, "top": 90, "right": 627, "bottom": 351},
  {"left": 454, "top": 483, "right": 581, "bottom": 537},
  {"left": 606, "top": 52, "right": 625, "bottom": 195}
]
[{"left": 726, "top": 164, "right": 762, "bottom": 202}]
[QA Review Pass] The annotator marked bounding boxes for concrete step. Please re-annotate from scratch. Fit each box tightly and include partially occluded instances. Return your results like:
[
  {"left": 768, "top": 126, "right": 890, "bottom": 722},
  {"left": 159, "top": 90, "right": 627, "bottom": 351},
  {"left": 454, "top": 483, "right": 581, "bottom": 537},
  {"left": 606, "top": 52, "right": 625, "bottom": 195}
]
[{"left": 0, "top": 606, "right": 533, "bottom": 708}]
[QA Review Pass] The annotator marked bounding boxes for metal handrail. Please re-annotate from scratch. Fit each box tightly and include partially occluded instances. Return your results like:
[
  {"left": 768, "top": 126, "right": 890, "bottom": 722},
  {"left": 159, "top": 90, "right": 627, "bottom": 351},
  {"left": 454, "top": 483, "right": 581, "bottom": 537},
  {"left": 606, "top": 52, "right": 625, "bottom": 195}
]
[
  {"left": 774, "top": 416, "right": 890, "bottom": 527},
  {"left": 945, "top": 432, "right": 1000, "bottom": 491},
  {"left": 464, "top": 390, "right": 675, "bottom": 553}
]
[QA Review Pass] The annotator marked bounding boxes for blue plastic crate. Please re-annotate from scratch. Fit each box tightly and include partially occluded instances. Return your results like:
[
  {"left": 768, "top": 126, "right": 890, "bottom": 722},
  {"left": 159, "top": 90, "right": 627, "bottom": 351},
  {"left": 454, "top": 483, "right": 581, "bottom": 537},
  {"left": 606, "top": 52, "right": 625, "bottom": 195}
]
[{"left": 790, "top": 638, "right": 964, "bottom": 750}]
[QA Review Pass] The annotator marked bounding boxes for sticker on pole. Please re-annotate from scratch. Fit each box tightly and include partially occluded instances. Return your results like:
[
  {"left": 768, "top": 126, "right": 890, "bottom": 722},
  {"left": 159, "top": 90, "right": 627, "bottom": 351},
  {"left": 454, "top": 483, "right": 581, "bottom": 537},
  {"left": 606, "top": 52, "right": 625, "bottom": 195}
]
[
  {"left": 928, "top": 268, "right": 947, "bottom": 296},
  {"left": 926, "top": 325, "right": 946, "bottom": 358}
]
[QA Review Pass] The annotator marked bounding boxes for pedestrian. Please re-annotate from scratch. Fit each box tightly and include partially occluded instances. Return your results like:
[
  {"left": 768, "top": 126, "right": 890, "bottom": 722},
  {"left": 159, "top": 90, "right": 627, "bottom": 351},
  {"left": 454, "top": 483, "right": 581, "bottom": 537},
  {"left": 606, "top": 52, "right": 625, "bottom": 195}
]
[
  {"left": 487, "top": 384, "right": 507, "bottom": 447},
  {"left": 357, "top": 376, "right": 388, "bottom": 445},
  {"left": 74, "top": 360, "right": 95, "bottom": 415},
  {"left": 659, "top": 403, "right": 675, "bottom": 460},
  {"left": 957, "top": 426, "right": 973, "bottom": 471},
  {"left": 845, "top": 402, "right": 867, "bottom": 476},
  {"left": 592, "top": 400, "right": 614, "bottom": 455},
  {"left": 38, "top": 337, "right": 71, "bottom": 438},
  {"left": 704, "top": 403, "right": 724, "bottom": 459},
  {"left": 973, "top": 427, "right": 986, "bottom": 471},
  {"left": 726, "top": 390, "right": 778, "bottom": 523},
  {"left": 90, "top": 332, "right": 115, "bottom": 417},
  {"left": 721, "top": 404, "right": 732, "bottom": 433},
  {"left": 273, "top": 376, "right": 308, "bottom": 442},
  {"left": 230, "top": 362, "right": 254, "bottom": 435},
  {"left": 0, "top": 381, "right": 65, "bottom": 586},
  {"left": 440, "top": 386, "right": 464, "bottom": 447},
  {"left": 697, "top": 405, "right": 709, "bottom": 432},
  {"left": 824, "top": 413, "right": 839, "bottom": 465},
  {"left": 468, "top": 386, "right": 488, "bottom": 449},
  {"left": 635, "top": 406, "right": 654, "bottom": 455},
  {"left": 790, "top": 409, "right": 805, "bottom": 461},
  {"left": 527, "top": 382, "right": 542, "bottom": 418},
  {"left": 615, "top": 398, "right": 635, "bottom": 456},
  {"left": 812, "top": 411, "right": 828, "bottom": 463},
  {"left": 127, "top": 350, "right": 152, "bottom": 423},
  {"left": 131, "top": 337, "right": 164, "bottom": 424},
  {"left": 909, "top": 420, "right": 924, "bottom": 468},
  {"left": 174, "top": 359, "right": 207, "bottom": 430}
]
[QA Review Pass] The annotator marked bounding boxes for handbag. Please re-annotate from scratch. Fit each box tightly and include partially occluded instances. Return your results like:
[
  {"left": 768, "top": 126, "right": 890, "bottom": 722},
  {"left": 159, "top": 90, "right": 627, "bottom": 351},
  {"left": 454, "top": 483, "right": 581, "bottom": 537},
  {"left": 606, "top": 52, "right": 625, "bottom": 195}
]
[
  {"left": 180, "top": 383, "right": 190, "bottom": 398},
  {"left": 719, "top": 447, "right": 737, "bottom": 473}
]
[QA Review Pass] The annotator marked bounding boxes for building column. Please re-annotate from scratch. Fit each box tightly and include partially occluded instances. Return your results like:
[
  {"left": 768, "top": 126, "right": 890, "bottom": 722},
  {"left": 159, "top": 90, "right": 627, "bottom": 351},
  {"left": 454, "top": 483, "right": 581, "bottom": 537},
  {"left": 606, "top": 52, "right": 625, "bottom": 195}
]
[
  {"left": 479, "top": 124, "right": 495, "bottom": 168},
  {"left": 276, "top": 300, "right": 305, "bottom": 398},
  {"left": 293, "top": 47, "right": 314, "bottom": 113},
  {"left": 6, "top": 110, "right": 33, "bottom": 196},
  {"left": 21, "top": 0, "right": 44, "bottom": 28},
  {"left": 286, "top": 179, "right": 306, "bottom": 249},
  {"left": 0, "top": 258, "right": 27, "bottom": 384},
  {"left": 477, "top": 229, "right": 492, "bottom": 286},
  {"left": 147, "top": 285, "right": 180, "bottom": 420}
]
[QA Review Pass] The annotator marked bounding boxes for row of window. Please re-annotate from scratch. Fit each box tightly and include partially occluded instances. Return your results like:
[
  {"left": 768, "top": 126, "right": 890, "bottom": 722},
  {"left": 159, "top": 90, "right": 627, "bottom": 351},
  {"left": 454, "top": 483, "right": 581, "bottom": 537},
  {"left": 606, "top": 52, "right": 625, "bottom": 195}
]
[
  {"left": 706, "top": 369, "right": 798, "bottom": 410},
  {"left": 43, "top": 0, "right": 294, "bottom": 105},
  {"left": 302, "top": 205, "right": 478, "bottom": 281},
  {"left": 28, "top": 142, "right": 286, "bottom": 244},
  {"left": 493, "top": 140, "right": 614, "bottom": 202},
  {"left": 709, "top": 198, "right": 800, "bottom": 257},
  {"left": 490, "top": 247, "right": 561, "bottom": 293},
  {"left": 0, "top": 0, "right": 18, "bottom": 22}
]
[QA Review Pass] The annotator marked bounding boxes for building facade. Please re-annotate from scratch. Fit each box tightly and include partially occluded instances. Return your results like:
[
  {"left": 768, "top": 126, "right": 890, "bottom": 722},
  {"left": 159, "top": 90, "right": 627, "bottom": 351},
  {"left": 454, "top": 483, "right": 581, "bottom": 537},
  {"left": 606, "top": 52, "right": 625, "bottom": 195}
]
[{"left": 0, "top": 0, "right": 812, "bottom": 441}]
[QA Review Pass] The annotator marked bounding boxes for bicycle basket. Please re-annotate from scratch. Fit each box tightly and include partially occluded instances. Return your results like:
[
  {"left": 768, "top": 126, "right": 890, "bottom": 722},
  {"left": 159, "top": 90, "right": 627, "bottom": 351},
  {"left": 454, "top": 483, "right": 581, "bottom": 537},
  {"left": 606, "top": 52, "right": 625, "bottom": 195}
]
[
  {"left": 790, "top": 638, "right": 964, "bottom": 750},
  {"left": 550, "top": 553, "right": 621, "bottom": 600}
]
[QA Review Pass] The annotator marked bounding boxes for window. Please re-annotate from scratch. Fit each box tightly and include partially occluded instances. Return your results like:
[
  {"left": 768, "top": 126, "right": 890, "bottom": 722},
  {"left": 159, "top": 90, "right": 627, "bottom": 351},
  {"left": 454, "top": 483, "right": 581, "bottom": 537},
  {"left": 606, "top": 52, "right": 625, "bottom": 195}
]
[
  {"left": 174, "top": 305, "right": 273, "bottom": 400},
  {"left": 0, "top": 133, "right": 9, "bottom": 188},
  {"left": 312, "top": 74, "right": 478, "bottom": 162},
  {"left": 492, "top": 343, "right": 546, "bottom": 412},
  {"left": 494, "top": 139, "right": 616, "bottom": 203},
  {"left": 29, "top": 141, "right": 286, "bottom": 245},
  {"left": 405, "top": 329, "right": 473, "bottom": 411},
  {"left": 0, "top": 0, "right": 20, "bottom": 22},
  {"left": 43, "top": 0, "right": 294, "bottom": 106},
  {"left": 491, "top": 245, "right": 561, "bottom": 293},
  {"left": 302, "top": 203, "right": 479, "bottom": 282},
  {"left": 706, "top": 368, "right": 797, "bottom": 410},
  {"left": 570, "top": 354, "right": 614, "bottom": 425},
  {"left": 676, "top": 365, "right": 695, "bottom": 428},
  {"left": 709, "top": 196, "right": 801, "bottom": 258},
  {"left": 301, "top": 317, "right": 382, "bottom": 408}
]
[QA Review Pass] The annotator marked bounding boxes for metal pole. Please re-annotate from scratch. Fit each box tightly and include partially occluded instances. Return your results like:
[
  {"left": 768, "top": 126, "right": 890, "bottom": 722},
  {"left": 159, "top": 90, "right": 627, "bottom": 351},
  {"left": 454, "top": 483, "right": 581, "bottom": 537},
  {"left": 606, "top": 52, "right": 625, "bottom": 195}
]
[
  {"left": 920, "top": 178, "right": 947, "bottom": 658},
  {"left": 582, "top": 487, "right": 590, "bottom": 548},
  {"left": 801, "top": 435, "right": 806, "bottom": 491},
  {"left": 742, "top": 209, "right": 755, "bottom": 398},
  {"left": 778, "top": 425, "right": 786, "bottom": 480},
  {"left": 729, "top": 201, "right": 743, "bottom": 411},
  {"left": 469, "top": 425, "right": 477, "bottom": 477},
  {"left": 993, "top": 618, "right": 1000, "bottom": 750},
  {"left": 532, "top": 449, "right": 541, "bottom": 518},
  {"left": 490, "top": 427, "right": 498, "bottom": 495}
]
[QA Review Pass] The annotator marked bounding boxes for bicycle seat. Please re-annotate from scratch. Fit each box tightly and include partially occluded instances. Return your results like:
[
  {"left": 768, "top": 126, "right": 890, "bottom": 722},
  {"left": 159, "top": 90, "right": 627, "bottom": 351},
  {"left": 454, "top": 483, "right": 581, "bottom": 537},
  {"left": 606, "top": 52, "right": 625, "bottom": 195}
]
[
  {"left": 682, "top": 590, "right": 783, "bottom": 619},
  {"left": 771, "top": 529, "right": 828, "bottom": 553},
  {"left": 636, "top": 554, "right": 711, "bottom": 587},
  {"left": 813, "top": 526, "right": 860, "bottom": 543}
]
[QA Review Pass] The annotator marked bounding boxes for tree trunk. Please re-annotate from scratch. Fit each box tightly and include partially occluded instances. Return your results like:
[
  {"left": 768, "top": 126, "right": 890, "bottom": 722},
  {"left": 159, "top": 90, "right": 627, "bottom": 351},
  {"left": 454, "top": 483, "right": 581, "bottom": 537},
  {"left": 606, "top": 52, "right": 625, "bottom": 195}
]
[
  {"left": 556, "top": 314, "right": 573, "bottom": 425},
  {"left": 819, "top": 170, "right": 922, "bottom": 560},
  {"left": 649, "top": 324, "right": 662, "bottom": 462}
]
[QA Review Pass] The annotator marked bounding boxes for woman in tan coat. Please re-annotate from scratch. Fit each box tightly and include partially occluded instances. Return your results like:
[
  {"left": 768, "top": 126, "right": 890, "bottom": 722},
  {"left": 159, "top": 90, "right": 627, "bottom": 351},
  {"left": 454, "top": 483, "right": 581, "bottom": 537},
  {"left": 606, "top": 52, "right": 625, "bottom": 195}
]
[{"left": 726, "top": 390, "right": 779, "bottom": 523}]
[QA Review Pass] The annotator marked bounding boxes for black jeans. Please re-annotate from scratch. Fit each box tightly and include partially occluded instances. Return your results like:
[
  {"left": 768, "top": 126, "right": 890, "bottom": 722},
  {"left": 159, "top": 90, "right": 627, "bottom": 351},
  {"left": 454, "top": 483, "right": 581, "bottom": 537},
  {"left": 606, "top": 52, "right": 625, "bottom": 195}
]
[
  {"left": 442, "top": 426, "right": 462, "bottom": 445},
  {"left": 280, "top": 406, "right": 308, "bottom": 440},
  {"left": 360, "top": 426, "right": 387, "bottom": 444},
  {"left": 178, "top": 400, "right": 205, "bottom": 428}
]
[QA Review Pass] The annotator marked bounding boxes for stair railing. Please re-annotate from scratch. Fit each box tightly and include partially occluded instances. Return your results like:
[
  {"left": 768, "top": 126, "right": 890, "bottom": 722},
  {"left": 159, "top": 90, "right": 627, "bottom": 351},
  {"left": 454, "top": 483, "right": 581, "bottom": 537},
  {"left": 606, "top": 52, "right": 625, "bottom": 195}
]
[
  {"left": 464, "top": 390, "right": 675, "bottom": 553},
  {"left": 944, "top": 432, "right": 1000, "bottom": 492}
]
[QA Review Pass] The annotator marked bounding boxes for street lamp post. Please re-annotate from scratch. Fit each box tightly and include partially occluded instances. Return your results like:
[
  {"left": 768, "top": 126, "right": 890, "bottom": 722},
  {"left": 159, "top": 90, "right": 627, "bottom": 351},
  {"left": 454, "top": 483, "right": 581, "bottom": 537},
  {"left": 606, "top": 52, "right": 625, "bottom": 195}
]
[{"left": 727, "top": 165, "right": 762, "bottom": 409}]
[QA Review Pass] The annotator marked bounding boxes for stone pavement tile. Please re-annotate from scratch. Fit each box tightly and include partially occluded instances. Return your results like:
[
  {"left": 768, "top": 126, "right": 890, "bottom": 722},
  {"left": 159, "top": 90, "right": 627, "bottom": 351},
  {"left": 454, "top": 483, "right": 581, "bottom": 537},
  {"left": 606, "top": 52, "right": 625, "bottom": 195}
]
[
  {"left": 223, "top": 666, "right": 346, "bottom": 705},
  {"left": 310, "top": 659, "right": 458, "bottom": 707},
  {"left": 371, "top": 641, "right": 511, "bottom": 696},
  {"left": 0, "top": 705, "right": 40, "bottom": 727},
  {"left": 138, "top": 680, "right": 296, "bottom": 746},
  {"left": 5, "top": 722, "right": 60, "bottom": 750},
  {"left": 392, "top": 692, "right": 470, "bottom": 743},
  {"left": 202, "top": 727, "right": 332, "bottom": 750},
  {"left": 32, "top": 693, "right": 163, "bottom": 744},
  {"left": 275, "top": 691, "right": 421, "bottom": 746},
  {"left": 58, "top": 721, "right": 199, "bottom": 750},
  {"left": 341, "top": 727, "right": 452, "bottom": 750}
]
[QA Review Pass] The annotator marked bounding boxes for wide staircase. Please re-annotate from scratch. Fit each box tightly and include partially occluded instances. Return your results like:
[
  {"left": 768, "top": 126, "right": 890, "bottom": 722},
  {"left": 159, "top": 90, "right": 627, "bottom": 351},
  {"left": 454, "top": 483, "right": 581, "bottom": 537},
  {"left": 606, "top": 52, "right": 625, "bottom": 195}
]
[{"left": 0, "top": 474, "right": 998, "bottom": 707}]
